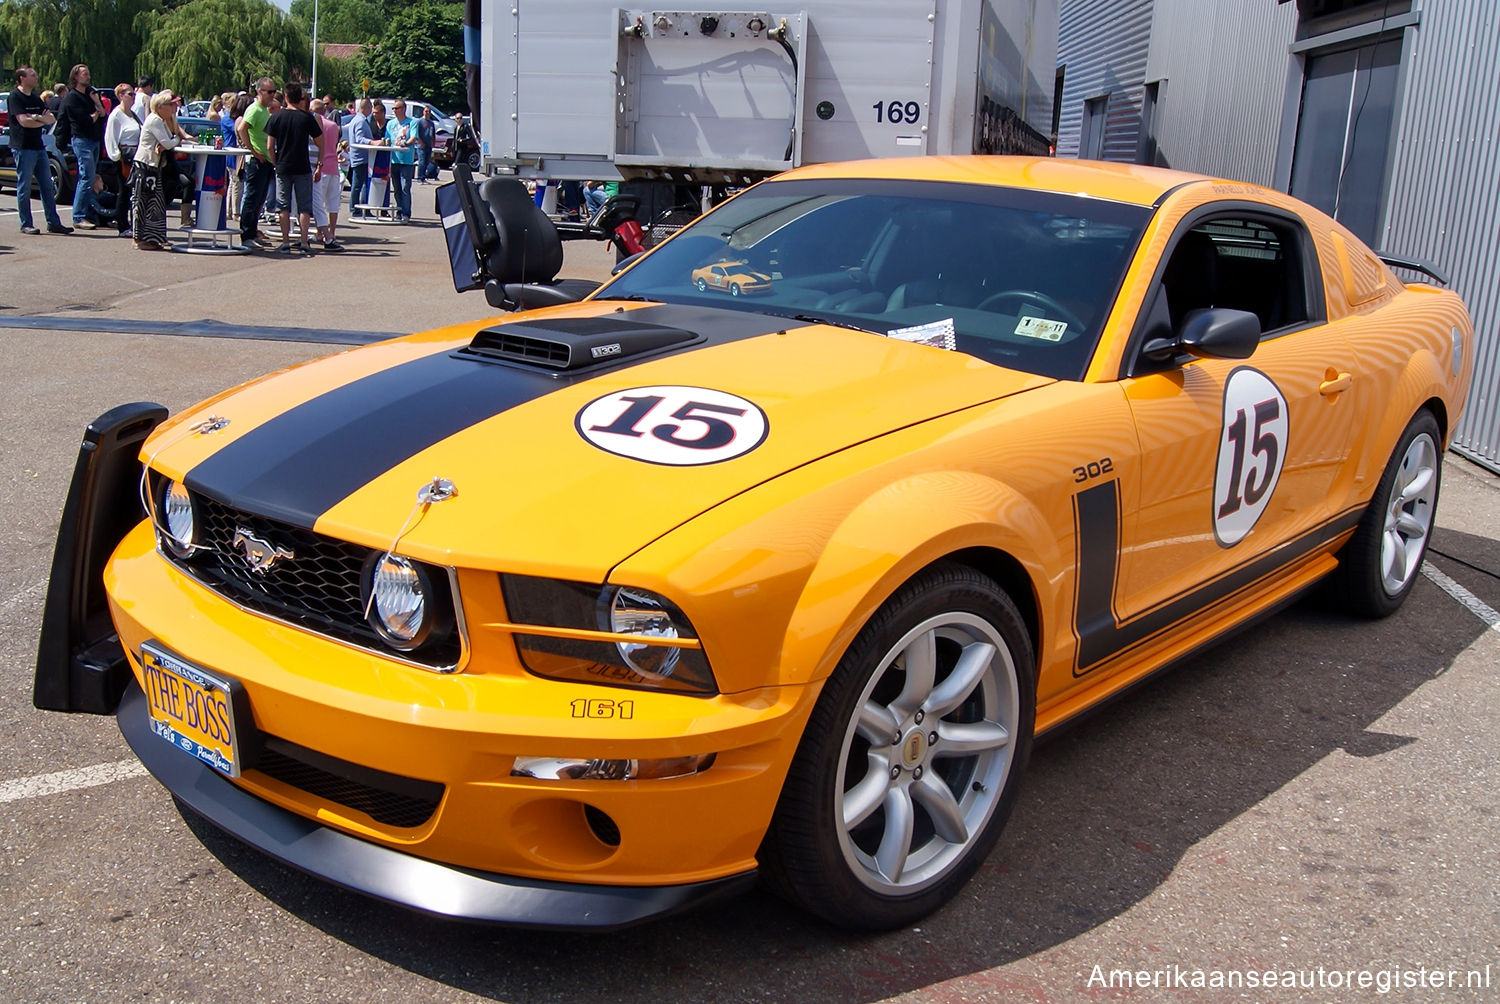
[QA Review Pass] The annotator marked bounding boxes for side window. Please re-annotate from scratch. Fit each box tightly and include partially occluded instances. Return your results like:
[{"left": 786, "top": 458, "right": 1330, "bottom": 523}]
[{"left": 1159, "top": 216, "right": 1312, "bottom": 336}]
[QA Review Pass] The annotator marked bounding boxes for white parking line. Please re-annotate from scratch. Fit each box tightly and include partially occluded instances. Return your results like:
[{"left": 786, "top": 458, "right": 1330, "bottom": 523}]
[
  {"left": 0, "top": 759, "right": 149, "bottom": 804},
  {"left": 1424, "top": 563, "right": 1500, "bottom": 634}
]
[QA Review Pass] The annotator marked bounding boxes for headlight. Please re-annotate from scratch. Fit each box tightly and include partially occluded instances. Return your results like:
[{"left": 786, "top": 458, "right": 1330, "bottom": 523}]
[
  {"left": 364, "top": 553, "right": 431, "bottom": 649},
  {"left": 608, "top": 588, "right": 681, "bottom": 677},
  {"left": 501, "top": 575, "right": 718, "bottom": 695},
  {"left": 159, "top": 479, "right": 196, "bottom": 559}
]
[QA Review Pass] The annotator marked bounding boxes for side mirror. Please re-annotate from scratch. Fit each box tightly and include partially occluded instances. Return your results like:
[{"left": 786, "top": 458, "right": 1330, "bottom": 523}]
[
  {"left": 1178, "top": 308, "right": 1261, "bottom": 360},
  {"left": 611, "top": 251, "right": 646, "bottom": 275}
]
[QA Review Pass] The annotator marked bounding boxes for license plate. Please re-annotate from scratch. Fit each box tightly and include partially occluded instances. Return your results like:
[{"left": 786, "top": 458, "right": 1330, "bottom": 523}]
[{"left": 140, "top": 643, "right": 241, "bottom": 778}]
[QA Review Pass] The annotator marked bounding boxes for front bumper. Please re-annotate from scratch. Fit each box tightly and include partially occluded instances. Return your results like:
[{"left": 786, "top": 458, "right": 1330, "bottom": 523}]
[
  {"left": 104, "top": 516, "right": 817, "bottom": 891},
  {"left": 118, "top": 681, "right": 755, "bottom": 929}
]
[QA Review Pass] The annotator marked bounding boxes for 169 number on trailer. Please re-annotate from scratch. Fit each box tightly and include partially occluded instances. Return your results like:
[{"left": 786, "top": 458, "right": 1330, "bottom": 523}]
[{"left": 873, "top": 100, "right": 923, "bottom": 124}]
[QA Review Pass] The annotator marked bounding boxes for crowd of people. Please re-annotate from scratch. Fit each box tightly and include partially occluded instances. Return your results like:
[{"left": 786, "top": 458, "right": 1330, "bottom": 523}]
[{"left": 8, "top": 65, "right": 452, "bottom": 254}]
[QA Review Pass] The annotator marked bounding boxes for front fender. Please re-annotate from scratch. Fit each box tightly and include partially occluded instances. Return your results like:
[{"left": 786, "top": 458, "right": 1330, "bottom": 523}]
[
  {"left": 614, "top": 432, "right": 1063, "bottom": 695},
  {"left": 779, "top": 471, "right": 1058, "bottom": 690}
]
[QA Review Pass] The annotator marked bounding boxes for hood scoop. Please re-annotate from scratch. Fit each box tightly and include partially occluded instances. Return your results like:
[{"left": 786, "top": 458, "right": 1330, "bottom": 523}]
[{"left": 459, "top": 315, "right": 701, "bottom": 372}]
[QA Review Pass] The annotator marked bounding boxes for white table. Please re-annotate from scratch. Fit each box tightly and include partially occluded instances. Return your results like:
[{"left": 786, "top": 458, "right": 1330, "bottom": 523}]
[
  {"left": 349, "top": 142, "right": 398, "bottom": 221},
  {"left": 177, "top": 144, "right": 251, "bottom": 254}
]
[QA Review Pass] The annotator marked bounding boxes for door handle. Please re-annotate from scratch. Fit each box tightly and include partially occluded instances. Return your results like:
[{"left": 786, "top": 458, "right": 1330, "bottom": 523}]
[{"left": 1319, "top": 371, "right": 1352, "bottom": 396}]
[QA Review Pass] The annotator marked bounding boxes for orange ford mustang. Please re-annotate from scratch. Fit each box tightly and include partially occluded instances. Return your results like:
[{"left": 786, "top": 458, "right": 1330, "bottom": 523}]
[{"left": 34, "top": 157, "right": 1473, "bottom": 931}]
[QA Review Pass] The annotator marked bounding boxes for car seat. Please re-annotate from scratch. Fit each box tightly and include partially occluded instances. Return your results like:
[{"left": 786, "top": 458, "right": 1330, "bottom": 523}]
[
  {"left": 451, "top": 163, "right": 602, "bottom": 311},
  {"left": 1162, "top": 229, "right": 1220, "bottom": 330}
]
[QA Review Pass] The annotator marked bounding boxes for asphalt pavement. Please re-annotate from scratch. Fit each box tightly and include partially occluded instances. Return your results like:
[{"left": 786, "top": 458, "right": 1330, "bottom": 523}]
[{"left": 1, "top": 193, "right": 1497, "bottom": 1003}]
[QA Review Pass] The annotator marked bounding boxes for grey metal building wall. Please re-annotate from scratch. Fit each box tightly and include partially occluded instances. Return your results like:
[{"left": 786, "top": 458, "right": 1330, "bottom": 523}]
[
  {"left": 1139, "top": 0, "right": 1296, "bottom": 183},
  {"left": 1380, "top": 5, "right": 1500, "bottom": 470},
  {"left": 1057, "top": 0, "right": 1154, "bottom": 160},
  {"left": 1058, "top": 0, "right": 1499, "bottom": 471}
]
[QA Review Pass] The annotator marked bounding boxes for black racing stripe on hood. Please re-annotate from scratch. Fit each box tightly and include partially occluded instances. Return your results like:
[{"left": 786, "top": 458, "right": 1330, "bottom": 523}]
[
  {"left": 184, "top": 303, "right": 807, "bottom": 529},
  {"left": 185, "top": 350, "right": 556, "bottom": 529}
]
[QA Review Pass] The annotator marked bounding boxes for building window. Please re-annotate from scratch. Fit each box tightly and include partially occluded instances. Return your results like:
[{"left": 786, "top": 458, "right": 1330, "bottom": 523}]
[
  {"left": 1081, "top": 95, "right": 1109, "bottom": 160},
  {"left": 1137, "top": 81, "right": 1163, "bottom": 167},
  {"left": 1287, "top": 35, "right": 1402, "bottom": 246}
]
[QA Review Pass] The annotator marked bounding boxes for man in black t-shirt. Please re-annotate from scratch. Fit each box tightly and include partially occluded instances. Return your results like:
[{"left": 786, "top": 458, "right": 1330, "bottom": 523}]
[
  {"left": 57, "top": 63, "right": 107, "bottom": 227},
  {"left": 7, "top": 67, "right": 72, "bottom": 235},
  {"left": 264, "top": 81, "right": 324, "bottom": 253}
]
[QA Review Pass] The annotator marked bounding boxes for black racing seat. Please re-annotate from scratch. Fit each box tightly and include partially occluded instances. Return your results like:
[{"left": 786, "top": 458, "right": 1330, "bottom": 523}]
[
  {"left": 451, "top": 163, "right": 601, "bottom": 311},
  {"left": 1162, "top": 229, "right": 1220, "bottom": 330}
]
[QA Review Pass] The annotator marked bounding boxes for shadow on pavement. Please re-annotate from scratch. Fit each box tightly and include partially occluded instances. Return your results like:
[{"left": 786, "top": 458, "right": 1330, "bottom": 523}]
[{"left": 180, "top": 574, "right": 1489, "bottom": 1003}]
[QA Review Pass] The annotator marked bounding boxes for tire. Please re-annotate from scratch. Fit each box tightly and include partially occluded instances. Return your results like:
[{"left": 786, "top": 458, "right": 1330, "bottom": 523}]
[
  {"left": 40, "top": 155, "right": 74, "bottom": 203},
  {"left": 695, "top": 277, "right": 708, "bottom": 291},
  {"left": 465, "top": 151, "right": 481, "bottom": 170},
  {"left": 1332, "top": 410, "right": 1441, "bottom": 618},
  {"left": 730, "top": 282, "right": 741, "bottom": 296},
  {"left": 761, "top": 562, "right": 1035, "bottom": 929}
]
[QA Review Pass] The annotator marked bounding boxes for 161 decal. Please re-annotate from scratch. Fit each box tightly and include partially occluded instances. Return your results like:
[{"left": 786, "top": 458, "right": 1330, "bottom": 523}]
[
  {"left": 576, "top": 385, "right": 768, "bottom": 465},
  {"left": 1213, "top": 368, "right": 1288, "bottom": 547}
]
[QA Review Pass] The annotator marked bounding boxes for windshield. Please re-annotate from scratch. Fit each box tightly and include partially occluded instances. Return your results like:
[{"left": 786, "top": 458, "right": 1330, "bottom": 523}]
[{"left": 594, "top": 178, "right": 1152, "bottom": 380}]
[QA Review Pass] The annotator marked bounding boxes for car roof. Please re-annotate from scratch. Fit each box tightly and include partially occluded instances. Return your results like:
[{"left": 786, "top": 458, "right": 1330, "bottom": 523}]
[
  {"left": 375, "top": 97, "right": 450, "bottom": 119},
  {"left": 779, "top": 156, "right": 1234, "bottom": 209}
]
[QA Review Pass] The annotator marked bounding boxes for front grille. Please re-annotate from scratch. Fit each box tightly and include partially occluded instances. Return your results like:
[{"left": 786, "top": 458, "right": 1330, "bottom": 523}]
[
  {"left": 254, "top": 736, "right": 444, "bottom": 829},
  {"left": 160, "top": 486, "right": 462, "bottom": 669},
  {"left": 196, "top": 496, "right": 371, "bottom": 639}
]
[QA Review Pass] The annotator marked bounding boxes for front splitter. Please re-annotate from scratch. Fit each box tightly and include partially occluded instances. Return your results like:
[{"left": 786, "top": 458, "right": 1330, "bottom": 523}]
[{"left": 116, "top": 682, "right": 755, "bottom": 930}]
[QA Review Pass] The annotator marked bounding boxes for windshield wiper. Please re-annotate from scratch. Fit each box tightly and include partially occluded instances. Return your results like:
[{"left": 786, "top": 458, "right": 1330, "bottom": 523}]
[
  {"left": 590, "top": 294, "right": 655, "bottom": 302},
  {"left": 764, "top": 310, "right": 886, "bottom": 335}
]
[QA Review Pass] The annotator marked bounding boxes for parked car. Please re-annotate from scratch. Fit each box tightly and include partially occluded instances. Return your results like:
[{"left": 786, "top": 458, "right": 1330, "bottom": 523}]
[
  {"left": 35, "top": 157, "right": 1474, "bottom": 932},
  {"left": 375, "top": 97, "right": 455, "bottom": 170},
  {"left": 0, "top": 96, "right": 78, "bottom": 202}
]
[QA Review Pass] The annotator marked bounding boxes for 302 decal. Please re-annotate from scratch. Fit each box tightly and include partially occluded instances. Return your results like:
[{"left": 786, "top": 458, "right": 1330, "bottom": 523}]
[
  {"left": 1213, "top": 368, "right": 1289, "bottom": 547},
  {"left": 1072, "top": 457, "right": 1114, "bottom": 483}
]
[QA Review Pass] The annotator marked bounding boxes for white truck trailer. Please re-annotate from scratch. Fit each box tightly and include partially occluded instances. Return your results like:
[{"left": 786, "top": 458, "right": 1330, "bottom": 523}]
[{"left": 478, "top": 0, "right": 1058, "bottom": 186}]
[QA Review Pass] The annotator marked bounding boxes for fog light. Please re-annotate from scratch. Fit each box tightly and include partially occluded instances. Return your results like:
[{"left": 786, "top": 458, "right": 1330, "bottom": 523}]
[
  {"left": 160, "top": 479, "right": 196, "bottom": 558},
  {"left": 511, "top": 754, "right": 715, "bottom": 781},
  {"left": 365, "top": 553, "right": 429, "bottom": 648}
]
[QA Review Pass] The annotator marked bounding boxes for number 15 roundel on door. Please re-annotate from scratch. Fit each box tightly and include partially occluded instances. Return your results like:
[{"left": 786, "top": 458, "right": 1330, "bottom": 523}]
[
  {"left": 1212, "top": 366, "right": 1296, "bottom": 543},
  {"left": 1213, "top": 367, "right": 1290, "bottom": 547}
]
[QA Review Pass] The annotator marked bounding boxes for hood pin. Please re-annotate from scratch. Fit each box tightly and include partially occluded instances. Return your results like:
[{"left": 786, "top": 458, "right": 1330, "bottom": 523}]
[{"left": 418, "top": 477, "right": 458, "bottom": 504}]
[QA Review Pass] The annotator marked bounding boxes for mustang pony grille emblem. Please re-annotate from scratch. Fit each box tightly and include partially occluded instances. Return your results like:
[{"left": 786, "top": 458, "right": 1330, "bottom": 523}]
[{"left": 232, "top": 528, "right": 294, "bottom": 575}]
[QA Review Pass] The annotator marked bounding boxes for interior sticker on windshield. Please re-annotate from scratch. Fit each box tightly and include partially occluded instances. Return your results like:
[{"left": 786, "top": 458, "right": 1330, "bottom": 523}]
[
  {"left": 1014, "top": 316, "right": 1068, "bottom": 341},
  {"left": 887, "top": 318, "right": 956, "bottom": 351},
  {"left": 576, "top": 386, "right": 769, "bottom": 466}
]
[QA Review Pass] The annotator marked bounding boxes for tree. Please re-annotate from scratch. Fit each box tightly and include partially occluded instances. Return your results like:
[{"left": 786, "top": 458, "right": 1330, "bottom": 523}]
[
  {"left": 288, "top": 0, "right": 383, "bottom": 46},
  {"left": 0, "top": 0, "right": 158, "bottom": 87},
  {"left": 316, "top": 52, "right": 361, "bottom": 103},
  {"left": 135, "top": 0, "right": 310, "bottom": 99},
  {"left": 361, "top": 0, "right": 463, "bottom": 109}
]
